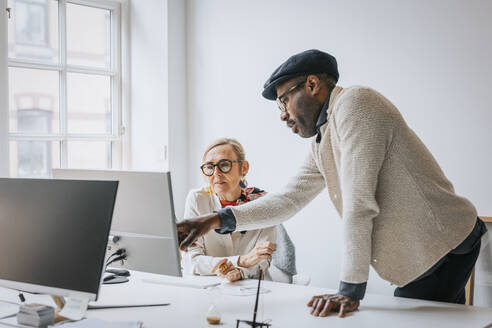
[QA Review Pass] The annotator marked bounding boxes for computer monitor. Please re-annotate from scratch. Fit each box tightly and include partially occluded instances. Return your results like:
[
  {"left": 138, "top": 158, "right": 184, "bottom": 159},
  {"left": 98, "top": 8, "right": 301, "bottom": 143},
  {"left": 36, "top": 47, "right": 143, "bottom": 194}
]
[
  {"left": 0, "top": 178, "right": 118, "bottom": 301},
  {"left": 52, "top": 169, "right": 182, "bottom": 277}
]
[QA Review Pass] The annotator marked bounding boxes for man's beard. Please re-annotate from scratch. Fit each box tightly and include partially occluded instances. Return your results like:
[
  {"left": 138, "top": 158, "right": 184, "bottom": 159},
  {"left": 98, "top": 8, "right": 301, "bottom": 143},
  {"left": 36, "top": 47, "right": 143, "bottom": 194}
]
[{"left": 296, "top": 95, "right": 322, "bottom": 138}]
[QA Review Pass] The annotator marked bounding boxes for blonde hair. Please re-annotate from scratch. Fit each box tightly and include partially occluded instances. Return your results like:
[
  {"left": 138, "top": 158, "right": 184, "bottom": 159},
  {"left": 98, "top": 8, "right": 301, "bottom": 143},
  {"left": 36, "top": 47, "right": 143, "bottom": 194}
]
[{"left": 202, "top": 138, "right": 246, "bottom": 162}]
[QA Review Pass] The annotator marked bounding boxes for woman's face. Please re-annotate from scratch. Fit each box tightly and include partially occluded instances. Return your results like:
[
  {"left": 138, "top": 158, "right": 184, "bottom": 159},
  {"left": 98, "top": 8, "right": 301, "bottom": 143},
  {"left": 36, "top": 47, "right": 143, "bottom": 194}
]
[{"left": 202, "top": 144, "right": 245, "bottom": 197}]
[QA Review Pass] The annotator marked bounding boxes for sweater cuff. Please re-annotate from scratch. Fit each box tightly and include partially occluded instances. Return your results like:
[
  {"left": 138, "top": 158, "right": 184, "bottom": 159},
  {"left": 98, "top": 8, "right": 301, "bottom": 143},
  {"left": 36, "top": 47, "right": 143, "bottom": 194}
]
[
  {"left": 214, "top": 208, "right": 237, "bottom": 234},
  {"left": 338, "top": 281, "right": 367, "bottom": 300}
]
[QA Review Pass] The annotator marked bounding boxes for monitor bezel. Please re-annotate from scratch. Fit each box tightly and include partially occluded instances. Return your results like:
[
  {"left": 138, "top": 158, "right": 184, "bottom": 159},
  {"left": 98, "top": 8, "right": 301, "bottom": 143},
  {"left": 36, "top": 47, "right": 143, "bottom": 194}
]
[
  {"left": 0, "top": 178, "right": 118, "bottom": 301},
  {"left": 0, "top": 278, "right": 97, "bottom": 301}
]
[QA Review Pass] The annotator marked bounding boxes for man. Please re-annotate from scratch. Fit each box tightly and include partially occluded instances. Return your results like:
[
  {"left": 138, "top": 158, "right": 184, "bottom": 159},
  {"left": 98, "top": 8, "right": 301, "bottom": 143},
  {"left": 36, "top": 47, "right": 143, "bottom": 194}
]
[{"left": 178, "top": 49, "right": 486, "bottom": 318}]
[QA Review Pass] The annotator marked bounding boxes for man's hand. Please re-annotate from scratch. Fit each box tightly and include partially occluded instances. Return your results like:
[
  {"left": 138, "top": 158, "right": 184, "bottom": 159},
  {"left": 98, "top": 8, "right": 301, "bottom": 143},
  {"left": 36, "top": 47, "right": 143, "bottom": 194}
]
[
  {"left": 238, "top": 241, "right": 277, "bottom": 268},
  {"left": 212, "top": 258, "right": 242, "bottom": 282},
  {"left": 177, "top": 213, "right": 221, "bottom": 251},
  {"left": 307, "top": 294, "right": 360, "bottom": 318}
]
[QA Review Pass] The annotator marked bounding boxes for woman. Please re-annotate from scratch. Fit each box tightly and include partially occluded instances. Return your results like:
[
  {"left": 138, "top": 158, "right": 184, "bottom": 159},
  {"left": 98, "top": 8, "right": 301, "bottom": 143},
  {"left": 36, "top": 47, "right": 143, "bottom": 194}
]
[{"left": 181, "top": 138, "right": 289, "bottom": 282}]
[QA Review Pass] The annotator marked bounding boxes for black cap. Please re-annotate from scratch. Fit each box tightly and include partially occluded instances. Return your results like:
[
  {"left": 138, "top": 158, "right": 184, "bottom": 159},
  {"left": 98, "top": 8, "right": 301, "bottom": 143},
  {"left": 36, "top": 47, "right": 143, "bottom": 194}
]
[{"left": 262, "top": 49, "right": 339, "bottom": 100}]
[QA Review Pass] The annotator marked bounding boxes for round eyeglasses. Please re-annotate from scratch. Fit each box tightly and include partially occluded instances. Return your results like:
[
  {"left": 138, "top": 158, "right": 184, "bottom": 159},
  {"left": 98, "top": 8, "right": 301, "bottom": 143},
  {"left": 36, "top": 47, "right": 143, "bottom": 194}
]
[
  {"left": 276, "top": 79, "right": 306, "bottom": 112},
  {"left": 201, "top": 159, "right": 243, "bottom": 176}
]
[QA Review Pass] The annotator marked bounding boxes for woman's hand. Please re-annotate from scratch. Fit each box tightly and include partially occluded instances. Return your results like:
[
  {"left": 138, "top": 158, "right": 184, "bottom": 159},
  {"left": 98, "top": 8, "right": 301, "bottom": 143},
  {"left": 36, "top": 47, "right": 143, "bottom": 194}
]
[
  {"left": 212, "top": 258, "right": 242, "bottom": 282},
  {"left": 238, "top": 241, "right": 276, "bottom": 268}
]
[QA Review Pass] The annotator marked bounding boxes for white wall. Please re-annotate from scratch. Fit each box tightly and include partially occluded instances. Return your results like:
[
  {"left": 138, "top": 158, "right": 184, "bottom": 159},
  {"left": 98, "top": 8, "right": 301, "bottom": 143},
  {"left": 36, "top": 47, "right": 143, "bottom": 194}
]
[
  {"left": 129, "top": 0, "right": 168, "bottom": 172},
  {"left": 129, "top": 0, "right": 187, "bottom": 216},
  {"left": 166, "top": 0, "right": 188, "bottom": 219},
  {"left": 185, "top": 0, "right": 492, "bottom": 296}
]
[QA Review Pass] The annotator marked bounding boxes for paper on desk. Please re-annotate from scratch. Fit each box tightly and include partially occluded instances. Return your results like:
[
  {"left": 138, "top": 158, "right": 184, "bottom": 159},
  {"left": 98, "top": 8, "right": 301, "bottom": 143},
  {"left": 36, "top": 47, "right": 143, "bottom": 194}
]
[
  {"left": 50, "top": 318, "right": 143, "bottom": 328},
  {"left": 58, "top": 296, "right": 89, "bottom": 321},
  {"left": 0, "top": 301, "right": 19, "bottom": 319},
  {"left": 219, "top": 284, "right": 270, "bottom": 296}
]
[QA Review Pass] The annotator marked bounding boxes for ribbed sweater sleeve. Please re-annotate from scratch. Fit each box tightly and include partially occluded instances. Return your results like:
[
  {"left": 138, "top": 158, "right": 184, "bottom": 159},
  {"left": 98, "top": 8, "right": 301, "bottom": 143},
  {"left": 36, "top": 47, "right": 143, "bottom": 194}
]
[{"left": 230, "top": 153, "right": 326, "bottom": 231}]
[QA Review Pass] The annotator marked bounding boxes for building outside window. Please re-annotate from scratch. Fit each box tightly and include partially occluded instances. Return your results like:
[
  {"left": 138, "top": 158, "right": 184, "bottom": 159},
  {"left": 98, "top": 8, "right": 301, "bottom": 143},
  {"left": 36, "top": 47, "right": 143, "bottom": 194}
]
[{"left": 6, "top": 0, "right": 124, "bottom": 178}]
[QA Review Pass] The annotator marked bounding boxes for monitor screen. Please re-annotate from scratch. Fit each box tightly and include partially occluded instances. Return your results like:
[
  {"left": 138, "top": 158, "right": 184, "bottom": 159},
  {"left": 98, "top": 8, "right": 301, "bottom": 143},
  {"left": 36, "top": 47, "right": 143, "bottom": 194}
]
[{"left": 0, "top": 178, "right": 118, "bottom": 299}]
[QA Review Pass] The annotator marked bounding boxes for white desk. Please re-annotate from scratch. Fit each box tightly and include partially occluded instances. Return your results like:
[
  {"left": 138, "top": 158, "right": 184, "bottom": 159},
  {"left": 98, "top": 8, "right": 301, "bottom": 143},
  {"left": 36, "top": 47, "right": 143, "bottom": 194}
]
[{"left": 1, "top": 270, "right": 491, "bottom": 327}]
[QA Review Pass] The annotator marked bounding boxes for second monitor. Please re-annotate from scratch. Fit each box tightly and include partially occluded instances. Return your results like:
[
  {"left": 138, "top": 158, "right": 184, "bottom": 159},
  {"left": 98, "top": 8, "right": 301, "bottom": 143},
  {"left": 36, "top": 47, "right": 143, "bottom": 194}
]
[{"left": 52, "top": 169, "right": 181, "bottom": 277}]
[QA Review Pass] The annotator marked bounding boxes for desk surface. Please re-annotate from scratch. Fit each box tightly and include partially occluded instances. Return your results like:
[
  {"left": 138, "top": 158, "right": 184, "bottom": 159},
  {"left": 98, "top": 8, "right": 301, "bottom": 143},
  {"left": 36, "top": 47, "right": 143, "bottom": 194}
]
[{"left": 1, "top": 270, "right": 491, "bottom": 328}]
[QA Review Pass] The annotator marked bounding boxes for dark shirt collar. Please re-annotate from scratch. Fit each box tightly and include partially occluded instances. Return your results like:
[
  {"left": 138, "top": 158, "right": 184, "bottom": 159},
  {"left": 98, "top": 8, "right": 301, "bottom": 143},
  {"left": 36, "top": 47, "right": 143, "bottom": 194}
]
[{"left": 315, "top": 92, "right": 332, "bottom": 143}]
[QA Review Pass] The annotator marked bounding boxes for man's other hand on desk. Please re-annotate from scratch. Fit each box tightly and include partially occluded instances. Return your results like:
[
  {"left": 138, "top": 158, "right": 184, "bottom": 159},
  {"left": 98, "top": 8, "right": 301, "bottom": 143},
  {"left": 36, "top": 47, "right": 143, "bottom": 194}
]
[{"left": 307, "top": 294, "right": 360, "bottom": 318}]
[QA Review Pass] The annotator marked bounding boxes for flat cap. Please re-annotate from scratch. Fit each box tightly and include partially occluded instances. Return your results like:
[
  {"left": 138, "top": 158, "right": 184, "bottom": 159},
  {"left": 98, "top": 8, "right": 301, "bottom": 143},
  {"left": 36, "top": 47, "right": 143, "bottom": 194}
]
[{"left": 262, "top": 49, "right": 339, "bottom": 100}]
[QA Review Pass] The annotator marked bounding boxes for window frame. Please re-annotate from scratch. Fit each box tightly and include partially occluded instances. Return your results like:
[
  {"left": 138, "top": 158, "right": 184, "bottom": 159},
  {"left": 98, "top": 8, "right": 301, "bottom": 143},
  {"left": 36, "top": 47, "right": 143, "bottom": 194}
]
[
  {"left": 5, "top": 0, "right": 126, "bottom": 174},
  {"left": 1, "top": 0, "right": 9, "bottom": 177}
]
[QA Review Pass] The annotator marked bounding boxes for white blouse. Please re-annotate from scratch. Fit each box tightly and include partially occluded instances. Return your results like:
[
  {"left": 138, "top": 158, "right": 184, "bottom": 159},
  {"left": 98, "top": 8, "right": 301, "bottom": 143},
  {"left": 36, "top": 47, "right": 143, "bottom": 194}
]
[{"left": 181, "top": 187, "right": 276, "bottom": 280}]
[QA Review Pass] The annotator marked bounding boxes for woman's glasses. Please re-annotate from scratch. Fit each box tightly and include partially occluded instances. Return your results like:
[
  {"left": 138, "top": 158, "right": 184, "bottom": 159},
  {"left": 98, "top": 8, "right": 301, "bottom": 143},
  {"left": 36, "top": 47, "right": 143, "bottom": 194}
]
[{"left": 201, "top": 159, "right": 243, "bottom": 176}]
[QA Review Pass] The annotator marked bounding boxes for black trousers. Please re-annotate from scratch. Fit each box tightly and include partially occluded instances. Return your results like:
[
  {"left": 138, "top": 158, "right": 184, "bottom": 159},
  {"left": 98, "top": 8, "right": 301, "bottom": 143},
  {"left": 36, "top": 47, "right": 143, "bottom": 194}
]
[{"left": 394, "top": 240, "right": 481, "bottom": 304}]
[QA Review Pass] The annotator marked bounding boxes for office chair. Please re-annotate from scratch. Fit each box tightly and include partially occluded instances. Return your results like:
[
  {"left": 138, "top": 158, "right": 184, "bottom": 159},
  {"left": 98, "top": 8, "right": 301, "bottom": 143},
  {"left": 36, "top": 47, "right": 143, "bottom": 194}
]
[{"left": 465, "top": 216, "right": 492, "bottom": 306}]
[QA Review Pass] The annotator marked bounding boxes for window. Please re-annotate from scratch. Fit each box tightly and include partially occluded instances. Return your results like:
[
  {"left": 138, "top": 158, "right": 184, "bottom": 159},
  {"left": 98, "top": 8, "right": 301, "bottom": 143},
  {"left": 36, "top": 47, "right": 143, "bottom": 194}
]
[{"left": 6, "top": 0, "right": 123, "bottom": 178}]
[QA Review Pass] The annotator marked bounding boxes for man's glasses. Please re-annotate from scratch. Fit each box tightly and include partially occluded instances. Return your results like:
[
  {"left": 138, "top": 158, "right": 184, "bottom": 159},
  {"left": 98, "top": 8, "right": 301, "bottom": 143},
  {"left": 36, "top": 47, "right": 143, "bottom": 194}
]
[
  {"left": 201, "top": 159, "right": 243, "bottom": 176},
  {"left": 276, "top": 79, "right": 306, "bottom": 113}
]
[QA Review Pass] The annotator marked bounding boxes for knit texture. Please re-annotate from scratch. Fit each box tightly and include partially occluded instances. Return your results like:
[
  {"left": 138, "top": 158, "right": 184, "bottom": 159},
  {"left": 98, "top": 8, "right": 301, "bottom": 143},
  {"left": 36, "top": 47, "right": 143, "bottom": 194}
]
[{"left": 230, "top": 86, "right": 477, "bottom": 286}]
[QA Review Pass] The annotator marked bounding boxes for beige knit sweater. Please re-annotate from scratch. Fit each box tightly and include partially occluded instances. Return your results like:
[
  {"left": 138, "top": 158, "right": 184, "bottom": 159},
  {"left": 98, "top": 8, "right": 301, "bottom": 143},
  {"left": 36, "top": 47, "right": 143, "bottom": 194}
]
[{"left": 230, "top": 86, "right": 477, "bottom": 287}]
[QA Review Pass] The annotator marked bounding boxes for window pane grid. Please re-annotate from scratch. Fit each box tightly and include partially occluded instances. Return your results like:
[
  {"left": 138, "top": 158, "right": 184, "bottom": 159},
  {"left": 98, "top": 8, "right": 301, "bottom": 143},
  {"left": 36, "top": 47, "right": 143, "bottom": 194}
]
[
  {"left": 7, "top": 0, "right": 121, "bottom": 176},
  {"left": 9, "top": 140, "right": 60, "bottom": 178},
  {"left": 7, "top": 59, "right": 118, "bottom": 76},
  {"left": 8, "top": 133, "right": 120, "bottom": 140},
  {"left": 8, "top": 66, "right": 60, "bottom": 134}
]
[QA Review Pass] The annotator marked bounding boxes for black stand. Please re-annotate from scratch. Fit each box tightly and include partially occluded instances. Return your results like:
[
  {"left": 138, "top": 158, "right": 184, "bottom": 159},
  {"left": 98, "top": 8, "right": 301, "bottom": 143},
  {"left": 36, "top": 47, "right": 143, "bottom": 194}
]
[{"left": 235, "top": 269, "right": 271, "bottom": 328}]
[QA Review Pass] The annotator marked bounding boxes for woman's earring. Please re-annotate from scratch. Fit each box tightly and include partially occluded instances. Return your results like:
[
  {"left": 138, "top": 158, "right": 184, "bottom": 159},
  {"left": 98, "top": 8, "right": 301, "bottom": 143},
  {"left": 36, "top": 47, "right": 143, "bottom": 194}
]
[
  {"left": 205, "top": 184, "right": 213, "bottom": 194},
  {"left": 239, "top": 176, "right": 248, "bottom": 188}
]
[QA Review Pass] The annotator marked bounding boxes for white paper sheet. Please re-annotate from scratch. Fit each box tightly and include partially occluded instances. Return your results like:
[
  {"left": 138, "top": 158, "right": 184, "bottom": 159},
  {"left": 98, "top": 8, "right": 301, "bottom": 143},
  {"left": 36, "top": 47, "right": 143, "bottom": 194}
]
[
  {"left": 58, "top": 296, "right": 90, "bottom": 321},
  {"left": 0, "top": 301, "right": 19, "bottom": 319},
  {"left": 49, "top": 318, "right": 143, "bottom": 328}
]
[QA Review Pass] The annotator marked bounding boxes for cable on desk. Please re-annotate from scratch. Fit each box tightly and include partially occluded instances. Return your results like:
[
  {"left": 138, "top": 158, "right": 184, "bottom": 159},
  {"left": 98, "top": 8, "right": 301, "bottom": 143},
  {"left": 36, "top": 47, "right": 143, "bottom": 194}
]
[
  {"left": 105, "top": 248, "right": 126, "bottom": 266},
  {"left": 105, "top": 253, "right": 127, "bottom": 268}
]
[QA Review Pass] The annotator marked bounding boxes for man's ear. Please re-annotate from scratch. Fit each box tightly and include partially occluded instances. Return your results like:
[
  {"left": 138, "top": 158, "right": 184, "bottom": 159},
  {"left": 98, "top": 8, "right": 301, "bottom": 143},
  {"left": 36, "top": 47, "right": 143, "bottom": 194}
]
[{"left": 306, "top": 74, "right": 321, "bottom": 96}]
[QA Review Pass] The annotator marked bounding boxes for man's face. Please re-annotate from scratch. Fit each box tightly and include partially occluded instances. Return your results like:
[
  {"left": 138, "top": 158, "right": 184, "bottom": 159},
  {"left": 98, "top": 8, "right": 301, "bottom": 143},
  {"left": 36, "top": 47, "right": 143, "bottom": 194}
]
[{"left": 276, "top": 77, "right": 323, "bottom": 138}]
